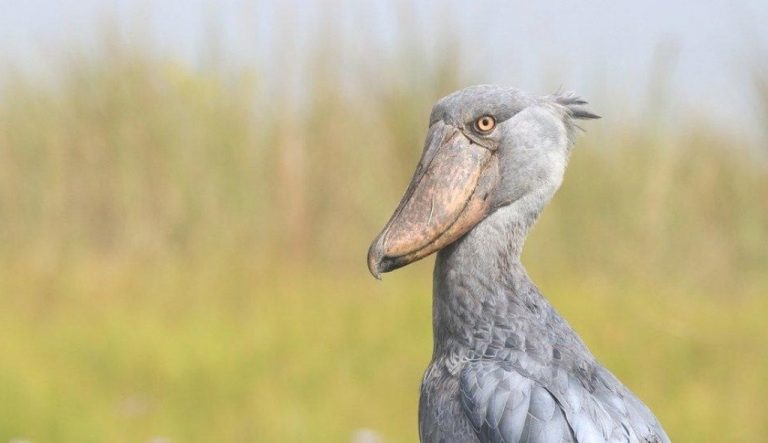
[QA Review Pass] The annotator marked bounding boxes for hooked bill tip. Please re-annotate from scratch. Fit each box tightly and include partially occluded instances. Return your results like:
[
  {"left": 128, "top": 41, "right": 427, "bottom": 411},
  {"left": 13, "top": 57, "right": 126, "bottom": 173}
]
[
  {"left": 367, "top": 241, "right": 384, "bottom": 280},
  {"left": 367, "top": 239, "right": 404, "bottom": 279}
]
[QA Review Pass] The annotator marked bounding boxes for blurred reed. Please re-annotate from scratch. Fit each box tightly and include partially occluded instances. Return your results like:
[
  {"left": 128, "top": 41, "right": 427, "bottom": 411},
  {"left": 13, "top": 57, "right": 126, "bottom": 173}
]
[{"left": 1, "top": 34, "right": 765, "bottom": 292}]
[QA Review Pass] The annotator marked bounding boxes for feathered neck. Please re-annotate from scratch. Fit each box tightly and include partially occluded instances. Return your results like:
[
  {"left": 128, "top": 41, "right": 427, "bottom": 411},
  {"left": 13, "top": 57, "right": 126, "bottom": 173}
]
[{"left": 431, "top": 191, "right": 549, "bottom": 356}]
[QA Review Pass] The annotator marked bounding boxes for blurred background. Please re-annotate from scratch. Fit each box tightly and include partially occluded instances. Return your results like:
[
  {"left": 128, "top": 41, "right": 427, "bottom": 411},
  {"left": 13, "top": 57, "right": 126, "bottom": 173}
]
[{"left": 1, "top": 0, "right": 767, "bottom": 441}]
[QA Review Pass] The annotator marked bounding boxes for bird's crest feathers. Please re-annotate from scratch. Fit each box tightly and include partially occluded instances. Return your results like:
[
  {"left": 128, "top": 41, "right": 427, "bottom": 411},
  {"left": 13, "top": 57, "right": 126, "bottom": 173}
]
[{"left": 552, "top": 91, "right": 601, "bottom": 120}]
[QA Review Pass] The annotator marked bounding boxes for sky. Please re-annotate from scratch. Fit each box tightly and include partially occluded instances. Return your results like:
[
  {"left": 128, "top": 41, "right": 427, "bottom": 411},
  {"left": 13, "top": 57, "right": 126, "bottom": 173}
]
[{"left": 1, "top": 0, "right": 767, "bottom": 136}]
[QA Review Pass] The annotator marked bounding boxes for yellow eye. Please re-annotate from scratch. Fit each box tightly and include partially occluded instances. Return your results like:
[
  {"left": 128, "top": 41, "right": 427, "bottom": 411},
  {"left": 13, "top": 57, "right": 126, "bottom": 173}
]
[{"left": 474, "top": 115, "right": 496, "bottom": 133}]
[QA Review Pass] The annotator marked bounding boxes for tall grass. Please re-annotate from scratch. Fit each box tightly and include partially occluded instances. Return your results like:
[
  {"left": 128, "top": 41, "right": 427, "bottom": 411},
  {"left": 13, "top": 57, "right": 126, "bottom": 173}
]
[{"left": 0, "top": 24, "right": 766, "bottom": 442}]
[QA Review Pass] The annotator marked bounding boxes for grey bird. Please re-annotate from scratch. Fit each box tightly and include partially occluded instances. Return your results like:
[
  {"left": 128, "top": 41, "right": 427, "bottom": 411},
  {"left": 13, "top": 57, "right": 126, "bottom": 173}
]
[{"left": 367, "top": 85, "right": 670, "bottom": 443}]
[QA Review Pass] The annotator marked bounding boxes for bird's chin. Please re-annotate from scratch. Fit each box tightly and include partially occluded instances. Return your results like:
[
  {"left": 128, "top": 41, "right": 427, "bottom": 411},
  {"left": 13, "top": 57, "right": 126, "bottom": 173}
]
[{"left": 367, "top": 122, "right": 499, "bottom": 279}]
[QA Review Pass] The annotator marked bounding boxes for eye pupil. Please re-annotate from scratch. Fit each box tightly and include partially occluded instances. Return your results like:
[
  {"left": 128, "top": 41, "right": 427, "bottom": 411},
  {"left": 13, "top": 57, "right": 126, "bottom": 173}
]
[{"left": 475, "top": 115, "right": 495, "bottom": 132}]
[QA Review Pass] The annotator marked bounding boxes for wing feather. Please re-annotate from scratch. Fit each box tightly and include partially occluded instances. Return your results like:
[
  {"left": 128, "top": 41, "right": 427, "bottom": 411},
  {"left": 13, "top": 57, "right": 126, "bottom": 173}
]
[{"left": 460, "top": 358, "right": 669, "bottom": 443}]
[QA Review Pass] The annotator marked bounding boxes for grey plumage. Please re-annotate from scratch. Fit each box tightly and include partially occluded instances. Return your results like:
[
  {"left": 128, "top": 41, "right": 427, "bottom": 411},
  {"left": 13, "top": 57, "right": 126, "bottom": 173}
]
[{"left": 369, "top": 85, "right": 669, "bottom": 443}]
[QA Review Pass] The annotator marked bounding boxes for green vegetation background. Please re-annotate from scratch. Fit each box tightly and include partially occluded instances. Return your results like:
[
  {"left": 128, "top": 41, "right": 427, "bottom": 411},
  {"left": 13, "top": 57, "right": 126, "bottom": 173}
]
[{"left": 0, "top": 30, "right": 767, "bottom": 442}]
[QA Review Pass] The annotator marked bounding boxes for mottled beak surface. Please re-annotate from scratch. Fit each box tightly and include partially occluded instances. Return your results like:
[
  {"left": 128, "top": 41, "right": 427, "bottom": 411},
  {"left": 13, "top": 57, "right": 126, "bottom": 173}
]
[{"left": 367, "top": 121, "right": 499, "bottom": 278}]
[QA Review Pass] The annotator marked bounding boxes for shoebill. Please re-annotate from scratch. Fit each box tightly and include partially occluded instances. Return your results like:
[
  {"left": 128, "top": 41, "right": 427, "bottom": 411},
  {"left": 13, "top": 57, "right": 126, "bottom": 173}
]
[{"left": 367, "top": 85, "right": 669, "bottom": 442}]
